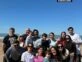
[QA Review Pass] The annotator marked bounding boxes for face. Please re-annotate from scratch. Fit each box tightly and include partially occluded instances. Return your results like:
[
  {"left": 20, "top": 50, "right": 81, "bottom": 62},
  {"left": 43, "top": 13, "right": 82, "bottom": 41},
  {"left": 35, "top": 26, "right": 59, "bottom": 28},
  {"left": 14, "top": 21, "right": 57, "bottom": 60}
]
[
  {"left": 26, "top": 30, "right": 30, "bottom": 35},
  {"left": 68, "top": 29, "right": 74, "bottom": 35},
  {"left": 58, "top": 44, "right": 63, "bottom": 52},
  {"left": 61, "top": 33, "right": 66, "bottom": 38},
  {"left": 49, "top": 34, "right": 54, "bottom": 39},
  {"left": 9, "top": 29, "right": 14, "bottom": 36},
  {"left": 34, "top": 31, "right": 38, "bottom": 36},
  {"left": 42, "top": 36, "right": 47, "bottom": 40},
  {"left": 38, "top": 48, "right": 43, "bottom": 54},
  {"left": 46, "top": 53, "right": 51, "bottom": 58},
  {"left": 19, "top": 37, "right": 24, "bottom": 41},
  {"left": 27, "top": 44, "right": 33, "bottom": 52},
  {"left": 66, "top": 36, "right": 70, "bottom": 42},
  {"left": 13, "top": 43, "right": 19, "bottom": 47},
  {"left": 51, "top": 48, "right": 56, "bottom": 56}
]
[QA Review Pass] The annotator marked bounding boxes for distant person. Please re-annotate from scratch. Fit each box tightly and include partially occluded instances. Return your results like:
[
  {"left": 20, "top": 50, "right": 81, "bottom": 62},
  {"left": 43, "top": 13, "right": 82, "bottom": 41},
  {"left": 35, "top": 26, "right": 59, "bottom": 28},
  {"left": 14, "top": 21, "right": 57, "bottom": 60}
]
[
  {"left": 22, "top": 28, "right": 31, "bottom": 41},
  {"left": 3, "top": 27, "right": 18, "bottom": 53},
  {"left": 49, "top": 32, "right": 57, "bottom": 47},
  {"left": 35, "top": 33, "right": 50, "bottom": 51},
  {"left": 21, "top": 43, "right": 34, "bottom": 62},
  {"left": 65, "top": 35, "right": 76, "bottom": 62},
  {"left": 5, "top": 40, "right": 25, "bottom": 62},
  {"left": 33, "top": 46, "right": 44, "bottom": 62},
  {"left": 57, "top": 32, "right": 66, "bottom": 47},
  {"left": 67, "top": 27, "right": 82, "bottom": 62}
]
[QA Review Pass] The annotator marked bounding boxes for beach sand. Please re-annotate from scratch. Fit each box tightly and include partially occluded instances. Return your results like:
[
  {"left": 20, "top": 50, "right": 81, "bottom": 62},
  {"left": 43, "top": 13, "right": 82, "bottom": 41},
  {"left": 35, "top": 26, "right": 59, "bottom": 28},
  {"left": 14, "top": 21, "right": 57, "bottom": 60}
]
[{"left": 0, "top": 39, "right": 3, "bottom": 62}]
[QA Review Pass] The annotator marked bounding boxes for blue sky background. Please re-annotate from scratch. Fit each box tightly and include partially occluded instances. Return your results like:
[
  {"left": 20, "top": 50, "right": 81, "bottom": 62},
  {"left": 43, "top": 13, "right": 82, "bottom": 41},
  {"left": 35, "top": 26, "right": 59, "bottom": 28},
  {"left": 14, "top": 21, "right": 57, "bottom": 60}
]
[{"left": 0, "top": 0, "right": 82, "bottom": 35}]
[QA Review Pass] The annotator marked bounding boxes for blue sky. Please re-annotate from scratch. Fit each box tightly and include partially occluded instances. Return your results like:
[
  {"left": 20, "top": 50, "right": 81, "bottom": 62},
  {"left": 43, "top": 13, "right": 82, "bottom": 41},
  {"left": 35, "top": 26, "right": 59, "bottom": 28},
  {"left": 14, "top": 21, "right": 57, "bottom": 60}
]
[{"left": 0, "top": 0, "right": 82, "bottom": 35}]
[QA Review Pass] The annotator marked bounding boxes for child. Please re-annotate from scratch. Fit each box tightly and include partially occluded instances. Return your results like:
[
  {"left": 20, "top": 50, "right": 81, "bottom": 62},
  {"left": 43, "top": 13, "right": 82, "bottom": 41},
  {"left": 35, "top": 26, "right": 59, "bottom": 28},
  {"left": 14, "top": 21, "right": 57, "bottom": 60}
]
[{"left": 44, "top": 50, "right": 51, "bottom": 62}]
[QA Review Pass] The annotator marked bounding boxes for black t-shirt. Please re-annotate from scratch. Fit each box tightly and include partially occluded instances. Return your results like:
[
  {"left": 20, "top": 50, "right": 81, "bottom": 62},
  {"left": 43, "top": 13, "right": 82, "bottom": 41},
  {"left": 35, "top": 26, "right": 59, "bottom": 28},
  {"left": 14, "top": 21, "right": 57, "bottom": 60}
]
[
  {"left": 41, "top": 40, "right": 50, "bottom": 51},
  {"left": 3, "top": 34, "right": 18, "bottom": 49}
]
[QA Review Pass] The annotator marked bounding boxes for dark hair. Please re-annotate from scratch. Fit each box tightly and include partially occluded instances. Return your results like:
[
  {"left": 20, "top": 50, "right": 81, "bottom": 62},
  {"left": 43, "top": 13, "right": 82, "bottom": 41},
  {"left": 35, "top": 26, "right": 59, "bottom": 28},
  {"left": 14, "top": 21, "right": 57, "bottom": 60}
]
[
  {"left": 57, "top": 44, "right": 66, "bottom": 55},
  {"left": 13, "top": 40, "right": 19, "bottom": 44},
  {"left": 32, "top": 29, "right": 39, "bottom": 36},
  {"left": 60, "top": 31, "right": 66, "bottom": 39},
  {"left": 37, "top": 45, "right": 43, "bottom": 50},
  {"left": 9, "top": 27, "right": 15, "bottom": 32},
  {"left": 42, "top": 33, "right": 47, "bottom": 37},
  {"left": 49, "top": 32, "right": 55, "bottom": 36},
  {"left": 68, "top": 27, "right": 74, "bottom": 31},
  {"left": 66, "top": 35, "right": 72, "bottom": 42}
]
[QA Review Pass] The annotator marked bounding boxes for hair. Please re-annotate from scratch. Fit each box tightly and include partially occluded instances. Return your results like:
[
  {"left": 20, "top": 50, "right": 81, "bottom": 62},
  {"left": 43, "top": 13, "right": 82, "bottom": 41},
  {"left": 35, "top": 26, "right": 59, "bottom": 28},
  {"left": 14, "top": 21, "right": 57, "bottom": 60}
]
[
  {"left": 68, "top": 27, "right": 74, "bottom": 31},
  {"left": 32, "top": 29, "right": 39, "bottom": 36},
  {"left": 45, "top": 50, "right": 51, "bottom": 56},
  {"left": 60, "top": 31, "right": 66, "bottom": 39},
  {"left": 49, "top": 32, "right": 55, "bottom": 36},
  {"left": 13, "top": 40, "right": 19, "bottom": 44},
  {"left": 56, "top": 43, "right": 66, "bottom": 55},
  {"left": 66, "top": 35, "right": 72, "bottom": 42},
  {"left": 9, "top": 27, "right": 15, "bottom": 32},
  {"left": 42, "top": 33, "right": 47, "bottom": 37}
]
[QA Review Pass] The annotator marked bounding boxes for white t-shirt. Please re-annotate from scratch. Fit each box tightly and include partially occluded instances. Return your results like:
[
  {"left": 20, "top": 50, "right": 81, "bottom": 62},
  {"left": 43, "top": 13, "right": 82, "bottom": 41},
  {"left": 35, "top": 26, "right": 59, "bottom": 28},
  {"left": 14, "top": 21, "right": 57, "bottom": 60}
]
[
  {"left": 21, "top": 51, "right": 34, "bottom": 62},
  {"left": 69, "top": 33, "right": 82, "bottom": 54},
  {"left": 50, "top": 39, "right": 56, "bottom": 47}
]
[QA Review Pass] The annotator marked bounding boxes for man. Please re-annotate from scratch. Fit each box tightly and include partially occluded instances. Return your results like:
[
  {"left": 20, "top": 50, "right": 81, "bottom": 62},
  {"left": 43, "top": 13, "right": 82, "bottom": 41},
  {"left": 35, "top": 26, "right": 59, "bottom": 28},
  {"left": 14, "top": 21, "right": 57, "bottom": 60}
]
[
  {"left": 3, "top": 28, "right": 18, "bottom": 62},
  {"left": 22, "top": 28, "right": 31, "bottom": 41},
  {"left": 21, "top": 43, "right": 34, "bottom": 62},
  {"left": 5, "top": 40, "right": 25, "bottom": 62},
  {"left": 3, "top": 27, "right": 18, "bottom": 53},
  {"left": 67, "top": 27, "right": 82, "bottom": 62}
]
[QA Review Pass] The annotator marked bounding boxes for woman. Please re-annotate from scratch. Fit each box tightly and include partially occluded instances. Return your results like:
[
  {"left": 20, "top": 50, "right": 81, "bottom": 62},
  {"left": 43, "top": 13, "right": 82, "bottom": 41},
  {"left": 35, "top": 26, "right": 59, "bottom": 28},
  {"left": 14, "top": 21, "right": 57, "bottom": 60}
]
[
  {"left": 18, "top": 35, "right": 25, "bottom": 48},
  {"left": 57, "top": 32, "right": 66, "bottom": 47},
  {"left": 65, "top": 35, "right": 76, "bottom": 62},
  {"left": 49, "top": 32, "right": 56, "bottom": 47},
  {"left": 33, "top": 46, "right": 44, "bottom": 62},
  {"left": 21, "top": 43, "right": 34, "bottom": 62},
  {"left": 44, "top": 50, "right": 51, "bottom": 62},
  {"left": 50, "top": 47, "right": 58, "bottom": 62},
  {"left": 57, "top": 43, "right": 69, "bottom": 62}
]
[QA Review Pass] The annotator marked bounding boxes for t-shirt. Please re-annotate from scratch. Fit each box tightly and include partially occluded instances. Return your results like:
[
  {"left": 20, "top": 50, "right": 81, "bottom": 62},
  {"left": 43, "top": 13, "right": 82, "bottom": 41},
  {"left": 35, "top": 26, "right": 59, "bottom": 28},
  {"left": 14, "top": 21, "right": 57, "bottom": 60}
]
[
  {"left": 50, "top": 39, "right": 56, "bottom": 47},
  {"left": 69, "top": 33, "right": 82, "bottom": 54},
  {"left": 21, "top": 51, "right": 34, "bottom": 62},
  {"left": 3, "top": 34, "right": 18, "bottom": 53},
  {"left": 34, "top": 56, "right": 44, "bottom": 62},
  {"left": 6, "top": 45, "right": 25, "bottom": 61}
]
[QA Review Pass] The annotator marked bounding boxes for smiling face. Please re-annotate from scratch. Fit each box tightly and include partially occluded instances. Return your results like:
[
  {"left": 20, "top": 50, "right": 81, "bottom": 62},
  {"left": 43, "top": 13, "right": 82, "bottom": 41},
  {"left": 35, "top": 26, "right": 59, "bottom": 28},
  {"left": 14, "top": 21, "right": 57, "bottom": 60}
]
[
  {"left": 38, "top": 47, "right": 43, "bottom": 55},
  {"left": 51, "top": 47, "right": 56, "bottom": 56},
  {"left": 61, "top": 32, "right": 66, "bottom": 39},
  {"left": 68, "top": 29, "right": 74, "bottom": 35},
  {"left": 58, "top": 44, "right": 63, "bottom": 52},
  {"left": 66, "top": 35, "right": 70, "bottom": 42},
  {"left": 9, "top": 29, "right": 15, "bottom": 36},
  {"left": 49, "top": 33, "right": 54, "bottom": 40}
]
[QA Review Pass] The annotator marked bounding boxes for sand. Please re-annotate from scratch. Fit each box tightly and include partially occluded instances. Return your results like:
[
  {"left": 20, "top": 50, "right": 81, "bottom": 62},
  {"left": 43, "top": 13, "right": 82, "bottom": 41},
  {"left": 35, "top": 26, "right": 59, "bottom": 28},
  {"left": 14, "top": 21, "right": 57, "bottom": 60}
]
[{"left": 0, "top": 39, "right": 3, "bottom": 62}]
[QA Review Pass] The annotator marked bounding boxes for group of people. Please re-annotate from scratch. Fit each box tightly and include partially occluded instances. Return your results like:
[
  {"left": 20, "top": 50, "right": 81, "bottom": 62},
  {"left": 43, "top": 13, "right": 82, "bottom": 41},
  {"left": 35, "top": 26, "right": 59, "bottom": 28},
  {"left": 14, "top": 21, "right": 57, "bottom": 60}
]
[{"left": 3, "top": 27, "right": 82, "bottom": 62}]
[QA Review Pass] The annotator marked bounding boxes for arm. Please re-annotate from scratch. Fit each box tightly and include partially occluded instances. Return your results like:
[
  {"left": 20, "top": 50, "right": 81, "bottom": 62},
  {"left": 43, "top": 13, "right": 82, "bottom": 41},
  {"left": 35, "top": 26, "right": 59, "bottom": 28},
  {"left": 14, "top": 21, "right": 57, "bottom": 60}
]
[
  {"left": 34, "top": 39, "right": 42, "bottom": 48},
  {"left": 5, "top": 47, "right": 12, "bottom": 62},
  {"left": 21, "top": 53, "right": 25, "bottom": 62}
]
